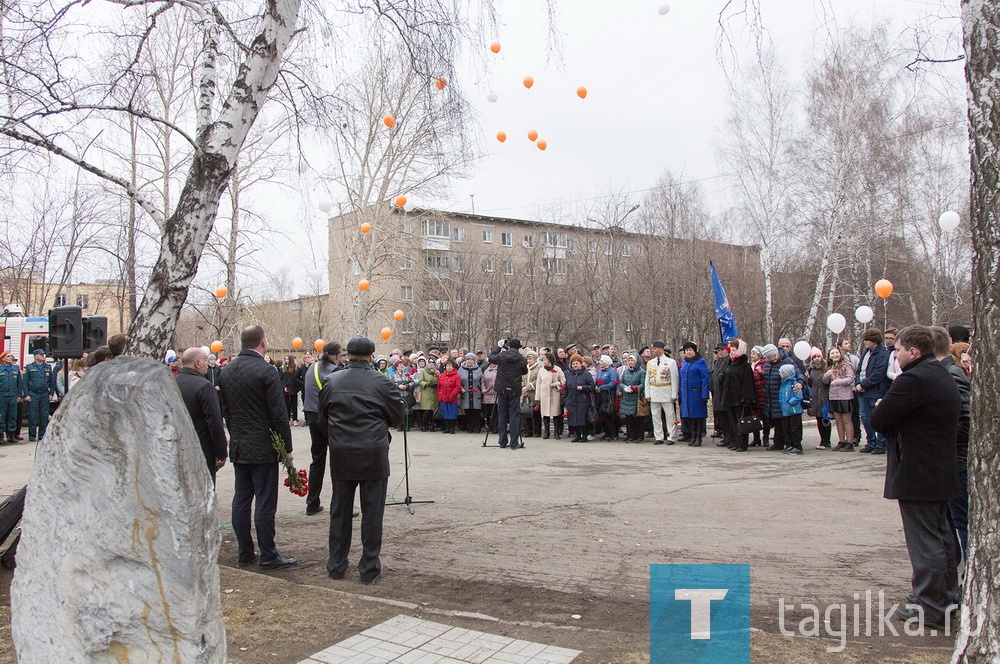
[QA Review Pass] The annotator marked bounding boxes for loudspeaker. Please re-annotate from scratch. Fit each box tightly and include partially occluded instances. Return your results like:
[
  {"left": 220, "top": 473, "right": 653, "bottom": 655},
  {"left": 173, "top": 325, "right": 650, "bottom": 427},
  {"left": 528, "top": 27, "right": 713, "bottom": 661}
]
[
  {"left": 48, "top": 306, "right": 84, "bottom": 359},
  {"left": 83, "top": 316, "right": 108, "bottom": 354}
]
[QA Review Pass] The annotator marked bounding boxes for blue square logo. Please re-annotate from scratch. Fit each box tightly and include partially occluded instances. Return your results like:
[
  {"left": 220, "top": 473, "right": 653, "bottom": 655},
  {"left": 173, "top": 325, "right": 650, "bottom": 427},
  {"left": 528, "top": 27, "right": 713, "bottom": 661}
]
[{"left": 650, "top": 564, "right": 750, "bottom": 664}]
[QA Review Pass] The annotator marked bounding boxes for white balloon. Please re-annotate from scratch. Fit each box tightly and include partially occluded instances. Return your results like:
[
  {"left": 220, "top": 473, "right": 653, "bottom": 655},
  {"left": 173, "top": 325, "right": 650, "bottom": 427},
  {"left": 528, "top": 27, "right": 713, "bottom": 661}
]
[
  {"left": 939, "top": 210, "right": 960, "bottom": 233},
  {"left": 855, "top": 305, "right": 874, "bottom": 324},
  {"left": 826, "top": 313, "right": 846, "bottom": 334},
  {"left": 318, "top": 201, "right": 332, "bottom": 213},
  {"left": 201, "top": 345, "right": 211, "bottom": 355},
  {"left": 403, "top": 201, "right": 415, "bottom": 212},
  {"left": 487, "top": 93, "right": 498, "bottom": 103},
  {"left": 263, "top": 132, "right": 277, "bottom": 144},
  {"left": 793, "top": 340, "right": 812, "bottom": 361},
  {"left": 658, "top": 4, "right": 670, "bottom": 15}
]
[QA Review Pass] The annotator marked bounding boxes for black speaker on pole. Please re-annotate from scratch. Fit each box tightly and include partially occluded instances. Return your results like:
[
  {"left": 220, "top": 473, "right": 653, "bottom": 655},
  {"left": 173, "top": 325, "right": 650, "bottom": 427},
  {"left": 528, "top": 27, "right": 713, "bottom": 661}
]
[
  {"left": 83, "top": 316, "right": 108, "bottom": 354},
  {"left": 48, "top": 306, "right": 84, "bottom": 359}
]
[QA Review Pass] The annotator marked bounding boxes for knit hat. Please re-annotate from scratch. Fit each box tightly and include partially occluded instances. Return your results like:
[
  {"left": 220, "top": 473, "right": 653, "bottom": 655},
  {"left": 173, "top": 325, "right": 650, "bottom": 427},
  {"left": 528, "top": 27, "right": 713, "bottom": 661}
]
[
  {"left": 465, "top": 352, "right": 476, "bottom": 360},
  {"left": 599, "top": 354, "right": 612, "bottom": 366},
  {"left": 810, "top": 346, "right": 824, "bottom": 358},
  {"left": 751, "top": 345, "right": 763, "bottom": 356},
  {"left": 760, "top": 344, "right": 779, "bottom": 358},
  {"left": 779, "top": 364, "right": 795, "bottom": 379}
]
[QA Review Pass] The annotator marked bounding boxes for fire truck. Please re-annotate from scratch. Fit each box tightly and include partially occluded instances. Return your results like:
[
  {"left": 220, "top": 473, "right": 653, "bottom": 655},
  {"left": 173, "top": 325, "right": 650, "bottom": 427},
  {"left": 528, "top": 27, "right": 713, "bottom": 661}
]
[{"left": 0, "top": 305, "right": 50, "bottom": 368}]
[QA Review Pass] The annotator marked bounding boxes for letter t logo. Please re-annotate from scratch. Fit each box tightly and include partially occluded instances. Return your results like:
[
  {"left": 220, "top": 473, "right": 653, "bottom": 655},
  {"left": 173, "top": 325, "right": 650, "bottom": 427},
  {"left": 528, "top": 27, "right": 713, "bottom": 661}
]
[{"left": 675, "top": 589, "right": 729, "bottom": 639}]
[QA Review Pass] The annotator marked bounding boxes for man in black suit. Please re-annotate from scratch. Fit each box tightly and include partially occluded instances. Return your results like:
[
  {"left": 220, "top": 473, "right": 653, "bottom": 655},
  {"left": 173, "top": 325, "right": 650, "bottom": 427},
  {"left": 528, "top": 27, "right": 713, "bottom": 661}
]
[
  {"left": 175, "top": 347, "right": 228, "bottom": 484},
  {"left": 319, "top": 336, "right": 403, "bottom": 584},
  {"left": 220, "top": 325, "right": 297, "bottom": 570},
  {"left": 870, "top": 324, "right": 961, "bottom": 629}
]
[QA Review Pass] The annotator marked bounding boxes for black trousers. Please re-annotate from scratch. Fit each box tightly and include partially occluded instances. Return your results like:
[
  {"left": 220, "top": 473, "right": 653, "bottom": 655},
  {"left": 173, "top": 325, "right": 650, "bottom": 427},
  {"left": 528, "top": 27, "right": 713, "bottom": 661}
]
[
  {"left": 305, "top": 412, "right": 327, "bottom": 511},
  {"left": 899, "top": 500, "right": 960, "bottom": 622},
  {"left": 781, "top": 414, "right": 802, "bottom": 450},
  {"left": 465, "top": 408, "right": 481, "bottom": 432},
  {"left": 285, "top": 391, "right": 298, "bottom": 421},
  {"left": 232, "top": 462, "right": 280, "bottom": 563},
  {"left": 496, "top": 393, "right": 521, "bottom": 448},
  {"left": 625, "top": 414, "right": 643, "bottom": 441},
  {"left": 328, "top": 477, "right": 388, "bottom": 581},
  {"left": 768, "top": 415, "right": 786, "bottom": 449}
]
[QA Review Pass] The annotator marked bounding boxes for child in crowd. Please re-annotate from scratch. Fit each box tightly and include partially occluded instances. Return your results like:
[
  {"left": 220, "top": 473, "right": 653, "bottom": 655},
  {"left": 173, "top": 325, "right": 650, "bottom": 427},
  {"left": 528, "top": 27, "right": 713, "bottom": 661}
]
[{"left": 778, "top": 363, "right": 804, "bottom": 455}]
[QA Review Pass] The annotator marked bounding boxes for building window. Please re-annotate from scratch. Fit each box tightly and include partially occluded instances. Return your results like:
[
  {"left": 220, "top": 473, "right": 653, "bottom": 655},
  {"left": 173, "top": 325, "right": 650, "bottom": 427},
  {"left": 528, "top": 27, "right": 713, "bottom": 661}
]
[
  {"left": 541, "top": 231, "right": 568, "bottom": 248},
  {"left": 453, "top": 227, "right": 464, "bottom": 242},
  {"left": 402, "top": 221, "right": 412, "bottom": 233},
  {"left": 544, "top": 258, "right": 567, "bottom": 275},
  {"left": 54, "top": 293, "right": 67, "bottom": 307},
  {"left": 455, "top": 318, "right": 468, "bottom": 334},
  {"left": 604, "top": 242, "right": 612, "bottom": 256},
  {"left": 423, "top": 218, "right": 449, "bottom": 238},
  {"left": 401, "top": 285, "right": 413, "bottom": 301},
  {"left": 503, "top": 259, "right": 513, "bottom": 275},
  {"left": 483, "top": 259, "right": 494, "bottom": 273},
  {"left": 400, "top": 255, "right": 413, "bottom": 270},
  {"left": 588, "top": 239, "right": 598, "bottom": 253},
  {"left": 453, "top": 256, "right": 464, "bottom": 273},
  {"left": 76, "top": 294, "right": 89, "bottom": 308},
  {"left": 525, "top": 263, "right": 534, "bottom": 277},
  {"left": 425, "top": 252, "right": 450, "bottom": 270},
  {"left": 622, "top": 243, "right": 630, "bottom": 256},
  {"left": 501, "top": 232, "right": 512, "bottom": 247},
  {"left": 523, "top": 234, "right": 534, "bottom": 248},
  {"left": 482, "top": 230, "right": 493, "bottom": 244}
]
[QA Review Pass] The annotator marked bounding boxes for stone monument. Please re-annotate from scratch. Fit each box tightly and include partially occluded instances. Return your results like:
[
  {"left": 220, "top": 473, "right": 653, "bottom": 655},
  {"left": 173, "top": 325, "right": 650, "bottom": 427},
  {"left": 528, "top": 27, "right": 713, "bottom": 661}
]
[{"left": 10, "top": 356, "right": 226, "bottom": 662}]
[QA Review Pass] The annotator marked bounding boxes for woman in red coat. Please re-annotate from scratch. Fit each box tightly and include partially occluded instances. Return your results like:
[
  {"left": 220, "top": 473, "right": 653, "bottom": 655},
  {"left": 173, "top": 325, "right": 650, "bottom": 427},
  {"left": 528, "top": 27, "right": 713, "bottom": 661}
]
[{"left": 437, "top": 359, "right": 463, "bottom": 434}]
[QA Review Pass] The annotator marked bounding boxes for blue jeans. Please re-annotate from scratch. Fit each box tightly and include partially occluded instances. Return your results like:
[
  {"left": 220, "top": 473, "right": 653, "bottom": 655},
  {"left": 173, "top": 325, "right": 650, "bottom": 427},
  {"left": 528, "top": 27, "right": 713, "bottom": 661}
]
[
  {"left": 858, "top": 394, "right": 885, "bottom": 449},
  {"left": 232, "top": 462, "right": 280, "bottom": 563},
  {"left": 496, "top": 393, "right": 521, "bottom": 448}
]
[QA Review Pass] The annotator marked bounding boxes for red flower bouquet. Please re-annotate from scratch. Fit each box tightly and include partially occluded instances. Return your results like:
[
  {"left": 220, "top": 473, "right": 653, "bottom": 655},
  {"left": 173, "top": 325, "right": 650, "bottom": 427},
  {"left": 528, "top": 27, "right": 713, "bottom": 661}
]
[{"left": 271, "top": 431, "right": 308, "bottom": 496}]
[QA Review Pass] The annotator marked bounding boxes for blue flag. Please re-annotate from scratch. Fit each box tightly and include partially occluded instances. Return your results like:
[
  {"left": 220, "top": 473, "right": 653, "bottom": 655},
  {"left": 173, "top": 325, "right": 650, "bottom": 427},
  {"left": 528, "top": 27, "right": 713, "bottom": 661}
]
[{"left": 710, "top": 261, "right": 739, "bottom": 342}]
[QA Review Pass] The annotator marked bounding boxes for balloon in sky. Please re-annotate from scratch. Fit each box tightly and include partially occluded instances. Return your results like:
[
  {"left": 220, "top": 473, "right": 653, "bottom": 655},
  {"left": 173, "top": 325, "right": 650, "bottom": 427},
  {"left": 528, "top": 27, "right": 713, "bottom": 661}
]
[
  {"left": 496, "top": 131, "right": 507, "bottom": 143},
  {"left": 314, "top": 339, "right": 324, "bottom": 353},
  {"left": 659, "top": 4, "right": 670, "bottom": 15},
  {"left": 395, "top": 195, "right": 407, "bottom": 208},
  {"left": 490, "top": 41, "right": 501, "bottom": 54},
  {"left": 874, "top": 279, "right": 893, "bottom": 299},
  {"left": 527, "top": 129, "right": 538, "bottom": 142},
  {"left": 855, "top": 306, "right": 874, "bottom": 323},
  {"left": 938, "top": 210, "right": 960, "bottom": 232},
  {"left": 381, "top": 327, "right": 393, "bottom": 341},
  {"left": 487, "top": 93, "right": 498, "bottom": 103},
  {"left": 318, "top": 200, "right": 332, "bottom": 213},
  {"left": 826, "top": 313, "right": 846, "bottom": 334},
  {"left": 403, "top": 201, "right": 415, "bottom": 212},
  {"left": 435, "top": 76, "right": 447, "bottom": 90},
  {"left": 360, "top": 222, "right": 372, "bottom": 233},
  {"left": 292, "top": 337, "right": 303, "bottom": 349},
  {"left": 523, "top": 76, "right": 534, "bottom": 89},
  {"left": 358, "top": 279, "right": 370, "bottom": 291},
  {"left": 201, "top": 345, "right": 211, "bottom": 355},
  {"left": 577, "top": 86, "right": 588, "bottom": 99},
  {"left": 215, "top": 285, "right": 228, "bottom": 299},
  {"left": 537, "top": 139, "right": 547, "bottom": 151},
  {"left": 393, "top": 310, "right": 405, "bottom": 321},
  {"left": 210, "top": 341, "right": 223, "bottom": 354},
  {"left": 793, "top": 340, "right": 812, "bottom": 361},
  {"left": 383, "top": 114, "right": 395, "bottom": 128}
]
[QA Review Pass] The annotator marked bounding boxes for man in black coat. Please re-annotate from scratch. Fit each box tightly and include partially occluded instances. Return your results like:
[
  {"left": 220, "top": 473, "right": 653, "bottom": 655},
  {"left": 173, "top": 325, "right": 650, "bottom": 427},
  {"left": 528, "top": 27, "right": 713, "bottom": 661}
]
[
  {"left": 220, "top": 325, "right": 297, "bottom": 570},
  {"left": 870, "top": 325, "right": 961, "bottom": 629},
  {"left": 488, "top": 338, "right": 529, "bottom": 449},
  {"left": 175, "top": 347, "right": 228, "bottom": 484},
  {"left": 319, "top": 336, "right": 404, "bottom": 584}
]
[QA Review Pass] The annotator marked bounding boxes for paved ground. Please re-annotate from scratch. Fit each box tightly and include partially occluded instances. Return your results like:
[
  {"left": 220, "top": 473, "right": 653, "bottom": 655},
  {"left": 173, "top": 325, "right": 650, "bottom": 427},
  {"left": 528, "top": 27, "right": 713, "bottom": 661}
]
[{"left": 0, "top": 421, "right": 956, "bottom": 661}]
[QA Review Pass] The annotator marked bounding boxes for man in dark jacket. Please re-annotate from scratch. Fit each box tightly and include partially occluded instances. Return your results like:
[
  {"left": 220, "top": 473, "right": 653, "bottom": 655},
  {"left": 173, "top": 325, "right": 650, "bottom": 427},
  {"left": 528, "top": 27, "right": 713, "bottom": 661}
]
[
  {"left": 176, "top": 347, "right": 228, "bottom": 484},
  {"left": 870, "top": 325, "right": 961, "bottom": 629},
  {"left": 709, "top": 343, "right": 730, "bottom": 443},
  {"left": 760, "top": 344, "right": 793, "bottom": 451},
  {"left": 488, "top": 338, "right": 529, "bottom": 450},
  {"left": 319, "top": 336, "right": 403, "bottom": 584},
  {"left": 220, "top": 325, "right": 296, "bottom": 570},
  {"left": 302, "top": 343, "right": 341, "bottom": 515},
  {"left": 855, "top": 327, "right": 892, "bottom": 454}
]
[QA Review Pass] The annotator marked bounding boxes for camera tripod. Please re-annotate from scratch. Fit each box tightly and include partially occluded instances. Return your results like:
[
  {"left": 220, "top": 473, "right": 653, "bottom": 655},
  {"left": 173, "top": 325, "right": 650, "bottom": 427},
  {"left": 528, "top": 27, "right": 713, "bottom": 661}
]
[
  {"left": 481, "top": 404, "right": 526, "bottom": 449},
  {"left": 386, "top": 409, "right": 434, "bottom": 514}
]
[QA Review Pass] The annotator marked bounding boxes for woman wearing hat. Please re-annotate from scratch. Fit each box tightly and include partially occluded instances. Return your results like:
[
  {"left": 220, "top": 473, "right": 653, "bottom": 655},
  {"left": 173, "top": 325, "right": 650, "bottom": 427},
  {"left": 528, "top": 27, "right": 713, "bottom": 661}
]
[
  {"left": 595, "top": 355, "right": 620, "bottom": 441},
  {"left": 521, "top": 350, "right": 541, "bottom": 438},
  {"left": 678, "top": 342, "right": 710, "bottom": 446},
  {"left": 436, "top": 359, "right": 462, "bottom": 434},
  {"left": 536, "top": 352, "right": 566, "bottom": 439},
  {"left": 564, "top": 354, "right": 596, "bottom": 443},
  {"left": 459, "top": 353, "right": 484, "bottom": 433},
  {"left": 388, "top": 357, "right": 416, "bottom": 431},
  {"left": 618, "top": 352, "right": 646, "bottom": 443},
  {"left": 416, "top": 357, "right": 439, "bottom": 432}
]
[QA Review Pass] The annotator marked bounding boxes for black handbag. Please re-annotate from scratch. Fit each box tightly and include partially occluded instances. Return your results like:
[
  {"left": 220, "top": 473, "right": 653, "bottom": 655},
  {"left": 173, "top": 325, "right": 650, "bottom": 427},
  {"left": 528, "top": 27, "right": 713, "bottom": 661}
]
[
  {"left": 586, "top": 394, "right": 598, "bottom": 424},
  {"left": 520, "top": 400, "right": 535, "bottom": 416},
  {"left": 737, "top": 406, "right": 763, "bottom": 435}
]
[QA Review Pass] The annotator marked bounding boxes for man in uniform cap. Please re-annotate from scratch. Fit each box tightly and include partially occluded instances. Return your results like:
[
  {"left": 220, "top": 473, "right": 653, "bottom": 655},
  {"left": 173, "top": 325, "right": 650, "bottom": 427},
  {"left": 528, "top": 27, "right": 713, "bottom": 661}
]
[
  {"left": 320, "top": 336, "right": 404, "bottom": 584},
  {"left": 0, "top": 351, "right": 23, "bottom": 443},
  {"left": 645, "top": 341, "right": 679, "bottom": 444},
  {"left": 22, "top": 348, "right": 55, "bottom": 441}
]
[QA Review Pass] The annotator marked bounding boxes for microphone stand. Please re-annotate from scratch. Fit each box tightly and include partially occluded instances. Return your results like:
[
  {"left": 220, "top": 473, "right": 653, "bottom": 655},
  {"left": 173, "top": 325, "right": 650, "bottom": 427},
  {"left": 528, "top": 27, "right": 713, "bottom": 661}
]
[{"left": 386, "top": 406, "right": 434, "bottom": 515}]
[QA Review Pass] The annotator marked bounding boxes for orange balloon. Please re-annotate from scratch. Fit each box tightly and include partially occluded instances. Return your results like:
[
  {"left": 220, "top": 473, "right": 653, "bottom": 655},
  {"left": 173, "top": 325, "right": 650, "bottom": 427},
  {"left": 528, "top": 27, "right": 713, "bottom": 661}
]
[
  {"left": 577, "top": 86, "right": 588, "bottom": 99},
  {"left": 360, "top": 222, "right": 372, "bottom": 233},
  {"left": 393, "top": 310, "right": 405, "bottom": 321},
  {"left": 383, "top": 114, "right": 395, "bottom": 128},
  {"left": 435, "top": 76, "right": 447, "bottom": 90},
  {"left": 496, "top": 131, "right": 507, "bottom": 143},
  {"left": 527, "top": 130, "right": 538, "bottom": 142},
  {"left": 381, "top": 327, "right": 392, "bottom": 341},
  {"left": 358, "top": 279, "right": 370, "bottom": 291},
  {"left": 215, "top": 285, "right": 228, "bottom": 299},
  {"left": 292, "top": 337, "right": 303, "bottom": 349},
  {"left": 523, "top": 76, "right": 534, "bottom": 89},
  {"left": 210, "top": 340, "right": 223, "bottom": 354},
  {"left": 313, "top": 339, "right": 324, "bottom": 353},
  {"left": 395, "top": 195, "right": 407, "bottom": 208},
  {"left": 537, "top": 139, "right": 547, "bottom": 151},
  {"left": 490, "top": 41, "right": 501, "bottom": 54},
  {"left": 874, "top": 279, "right": 894, "bottom": 299}
]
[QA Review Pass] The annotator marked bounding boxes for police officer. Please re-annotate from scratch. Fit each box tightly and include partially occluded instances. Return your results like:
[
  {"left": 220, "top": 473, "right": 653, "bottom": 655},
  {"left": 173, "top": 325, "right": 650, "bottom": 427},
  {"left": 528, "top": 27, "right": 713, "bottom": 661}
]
[
  {"left": 22, "top": 349, "right": 56, "bottom": 441},
  {"left": 0, "top": 351, "right": 23, "bottom": 443},
  {"left": 319, "top": 336, "right": 403, "bottom": 584}
]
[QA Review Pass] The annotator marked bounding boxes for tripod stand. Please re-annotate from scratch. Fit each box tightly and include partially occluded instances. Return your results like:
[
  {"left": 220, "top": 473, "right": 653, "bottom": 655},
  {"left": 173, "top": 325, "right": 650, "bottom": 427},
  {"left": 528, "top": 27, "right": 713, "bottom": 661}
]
[
  {"left": 386, "top": 409, "right": 434, "bottom": 514},
  {"left": 481, "top": 402, "right": 526, "bottom": 448}
]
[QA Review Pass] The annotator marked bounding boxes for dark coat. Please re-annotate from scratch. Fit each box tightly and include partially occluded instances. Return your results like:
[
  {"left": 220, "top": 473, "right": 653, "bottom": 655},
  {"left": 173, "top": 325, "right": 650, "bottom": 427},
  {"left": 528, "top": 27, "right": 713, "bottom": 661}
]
[
  {"left": 219, "top": 349, "right": 292, "bottom": 464},
  {"left": 282, "top": 369, "right": 298, "bottom": 395},
  {"left": 762, "top": 351, "right": 794, "bottom": 419},
  {"left": 563, "top": 367, "right": 595, "bottom": 427},
  {"left": 175, "top": 368, "right": 228, "bottom": 475},
  {"left": 869, "top": 354, "right": 960, "bottom": 502},
  {"left": 805, "top": 362, "right": 830, "bottom": 417},
  {"left": 856, "top": 343, "right": 892, "bottom": 398},
  {"left": 679, "top": 356, "right": 710, "bottom": 419},
  {"left": 939, "top": 355, "right": 970, "bottom": 464},
  {"left": 318, "top": 360, "right": 404, "bottom": 482},
  {"left": 719, "top": 354, "right": 755, "bottom": 409},
  {"left": 488, "top": 347, "right": 528, "bottom": 397},
  {"left": 205, "top": 364, "right": 223, "bottom": 394}
]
